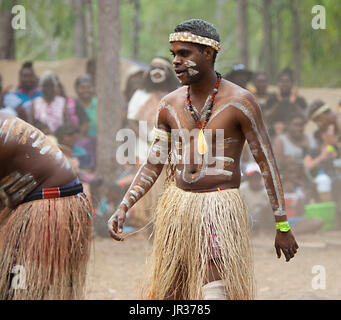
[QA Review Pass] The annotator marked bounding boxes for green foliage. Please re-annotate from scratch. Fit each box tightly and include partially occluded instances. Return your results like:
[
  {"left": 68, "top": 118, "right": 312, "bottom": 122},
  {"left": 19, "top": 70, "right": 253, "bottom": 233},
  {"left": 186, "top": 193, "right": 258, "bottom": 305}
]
[{"left": 7, "top": 0, "right": 341, "bottom": 87}]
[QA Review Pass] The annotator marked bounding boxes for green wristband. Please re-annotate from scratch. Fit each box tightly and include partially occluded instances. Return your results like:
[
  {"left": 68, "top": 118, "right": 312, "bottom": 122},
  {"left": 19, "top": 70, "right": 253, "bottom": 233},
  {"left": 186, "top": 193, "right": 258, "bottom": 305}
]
[{"left": 276, "top": 221, "right": 291, "bottom": 232}]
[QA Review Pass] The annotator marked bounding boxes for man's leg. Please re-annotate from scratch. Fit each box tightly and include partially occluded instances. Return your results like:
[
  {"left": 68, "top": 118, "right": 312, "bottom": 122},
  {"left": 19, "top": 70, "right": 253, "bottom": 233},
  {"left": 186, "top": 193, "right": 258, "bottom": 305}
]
[{"left": 202, "top": 259, "right": 228, "bottom": 300}]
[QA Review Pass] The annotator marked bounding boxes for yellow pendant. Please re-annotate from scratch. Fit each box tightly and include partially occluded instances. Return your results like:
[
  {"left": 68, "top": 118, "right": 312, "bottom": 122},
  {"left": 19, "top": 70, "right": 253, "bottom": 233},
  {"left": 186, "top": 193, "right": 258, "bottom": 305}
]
[{"left": 197, "top": 129, "right": 208, "bottom": 155}]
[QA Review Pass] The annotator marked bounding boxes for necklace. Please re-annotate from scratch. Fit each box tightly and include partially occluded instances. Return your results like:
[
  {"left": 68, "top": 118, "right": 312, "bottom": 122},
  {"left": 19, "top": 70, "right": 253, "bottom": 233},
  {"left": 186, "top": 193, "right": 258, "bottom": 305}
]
[{"left": 186, "top": 71, "right": 221, "bottom": 155}]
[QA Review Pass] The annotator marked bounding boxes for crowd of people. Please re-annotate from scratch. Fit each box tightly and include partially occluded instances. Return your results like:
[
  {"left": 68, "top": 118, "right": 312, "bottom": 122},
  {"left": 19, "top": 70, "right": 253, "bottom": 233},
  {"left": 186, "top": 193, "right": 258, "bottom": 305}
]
[
  {"left": 1, "top": 59, "right": 341, "bottom": 236},
  {"left": 0, "top": 61, "right": 98, "bottom": 197},
  {"left": 235, "top": 64, "right": 341, "bottom": 235}
]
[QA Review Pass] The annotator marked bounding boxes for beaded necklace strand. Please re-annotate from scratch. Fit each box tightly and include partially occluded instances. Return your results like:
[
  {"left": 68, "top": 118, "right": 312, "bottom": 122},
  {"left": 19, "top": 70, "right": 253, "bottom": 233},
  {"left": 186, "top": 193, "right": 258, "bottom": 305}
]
[{"left": 186, "top": 72, "right": 222, "bottom": 154}]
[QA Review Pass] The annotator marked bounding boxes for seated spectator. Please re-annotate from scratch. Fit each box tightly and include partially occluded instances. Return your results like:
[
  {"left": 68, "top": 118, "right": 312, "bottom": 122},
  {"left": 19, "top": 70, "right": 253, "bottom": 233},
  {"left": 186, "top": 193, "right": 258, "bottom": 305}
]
[
  {"left": 252, "top": 71, "right": 271, "bottom": 111},
  {"left": 55, "top": 75, "right": 80, "bottom": 130},
  {"left": 224, "top": 63, "right": 253, "bottom": 89},
  {"left": 273, "top": 114, "right": 313, "bottom": 165},
  {"left": 54, "top": 124, "right": 95, "bottom": 172},
  {"left": 74, "top": 75, "right": 97, "bottom": 139},
  {"left": 280, "top": 156, "right": 323, "bottom": 234},
  {"left": 0, "top": 74, "right": 17, "bottom": 117},
  {"left": 264, "top": 67, "right": 307, "bottom": 137},
  {"left": 4, "top": 61, "right": 42, "bottom": 121},
  {"left": 304, "top": 123, "right": 338, "bottom": 202},
  {"left": 240, "top": 162, "right": 273, "bottom": 235},
  {"left": 30, "top": 71, "right": 70, "bottom": 134},
  {"left": 308, "top": 99, "right": 340, "bottom": 134}
]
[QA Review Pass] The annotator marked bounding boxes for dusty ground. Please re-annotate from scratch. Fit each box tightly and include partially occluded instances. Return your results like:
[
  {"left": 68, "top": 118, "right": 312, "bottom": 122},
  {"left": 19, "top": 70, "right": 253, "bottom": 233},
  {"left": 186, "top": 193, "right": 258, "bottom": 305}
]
[{"left": 85, "top": 229, "right": 341, "bottom": 300}]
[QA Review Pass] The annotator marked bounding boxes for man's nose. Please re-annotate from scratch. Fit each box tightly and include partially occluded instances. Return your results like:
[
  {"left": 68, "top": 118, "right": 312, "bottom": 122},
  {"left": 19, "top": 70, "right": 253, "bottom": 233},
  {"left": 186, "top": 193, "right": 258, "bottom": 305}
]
[{"left": 173, "top": 55, "right": 181, "bottom": 66}]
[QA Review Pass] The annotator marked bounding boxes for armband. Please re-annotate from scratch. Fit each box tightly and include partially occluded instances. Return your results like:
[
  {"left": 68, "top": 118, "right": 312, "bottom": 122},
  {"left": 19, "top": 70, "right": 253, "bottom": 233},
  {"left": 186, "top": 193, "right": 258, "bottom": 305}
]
[
  {"left": 276, "top": 221, "right": 291, "bottom": 232},
  {"left": 152, "top": 127, "right": 171, "bottom": 142}
]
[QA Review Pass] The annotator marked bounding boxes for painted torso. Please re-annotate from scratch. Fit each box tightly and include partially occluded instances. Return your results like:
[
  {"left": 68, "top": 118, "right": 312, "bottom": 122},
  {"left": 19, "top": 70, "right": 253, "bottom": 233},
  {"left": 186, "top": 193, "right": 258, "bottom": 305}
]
[
  {"left": 154, "top": 79, "right": 285, "bottom": 215},
  {"left": 0, "top": 112, "right": 76, "bottom": 190}
]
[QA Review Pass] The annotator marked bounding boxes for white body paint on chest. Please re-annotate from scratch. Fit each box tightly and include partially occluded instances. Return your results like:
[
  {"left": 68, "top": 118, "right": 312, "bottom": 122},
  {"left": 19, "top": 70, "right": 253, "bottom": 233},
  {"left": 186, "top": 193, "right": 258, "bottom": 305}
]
[
  {"left": 208, "top": 101, "right": 285, "bottom": 216},
  {"left": 157, "top": 103, "right": 228, "bottom": 184}
]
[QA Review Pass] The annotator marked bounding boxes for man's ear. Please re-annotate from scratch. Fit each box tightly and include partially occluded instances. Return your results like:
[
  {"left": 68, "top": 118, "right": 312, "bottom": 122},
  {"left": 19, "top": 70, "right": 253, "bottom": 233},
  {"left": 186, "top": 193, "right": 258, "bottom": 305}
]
[{"left": 203, "top": 47, "right": 214, "bottom": 62}]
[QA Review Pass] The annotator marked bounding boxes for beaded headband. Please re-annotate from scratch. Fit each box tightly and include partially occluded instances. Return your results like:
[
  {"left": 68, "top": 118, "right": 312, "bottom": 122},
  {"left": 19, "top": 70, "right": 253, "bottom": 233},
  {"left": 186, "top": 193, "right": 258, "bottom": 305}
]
[{"left": 169, "top": 32, "right": 221, "bottom": 52}]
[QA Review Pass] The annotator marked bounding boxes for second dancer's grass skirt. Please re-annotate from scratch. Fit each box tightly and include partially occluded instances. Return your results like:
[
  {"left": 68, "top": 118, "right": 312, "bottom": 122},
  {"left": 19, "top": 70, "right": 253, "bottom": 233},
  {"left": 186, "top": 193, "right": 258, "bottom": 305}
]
[
  {"left": 0, "top": 194, "right": 93, "bottom": 300},
  {"left": 140, "top": 183, "right": 255, "bottom": 300}
]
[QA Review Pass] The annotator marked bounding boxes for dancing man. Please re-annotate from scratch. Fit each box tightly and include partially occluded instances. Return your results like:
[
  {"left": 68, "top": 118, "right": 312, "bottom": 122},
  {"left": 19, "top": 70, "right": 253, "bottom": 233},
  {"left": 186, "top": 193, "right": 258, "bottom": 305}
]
[
  {"left": 108, "top": 19, "right": 298, "bottom": 300},
  {"left": 0, "top": 111, "right": 93, "bottom": 299}
]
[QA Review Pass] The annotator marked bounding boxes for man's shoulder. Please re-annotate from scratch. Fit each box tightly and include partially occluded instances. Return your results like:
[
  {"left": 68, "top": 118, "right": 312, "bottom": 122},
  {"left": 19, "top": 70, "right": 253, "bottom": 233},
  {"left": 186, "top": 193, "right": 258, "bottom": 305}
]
[
  {"left": 161, "top": 86, "right": 186, "bottom": 106},
  {"left": 219, "top": 80, "right": 260, "bottom": 113}
]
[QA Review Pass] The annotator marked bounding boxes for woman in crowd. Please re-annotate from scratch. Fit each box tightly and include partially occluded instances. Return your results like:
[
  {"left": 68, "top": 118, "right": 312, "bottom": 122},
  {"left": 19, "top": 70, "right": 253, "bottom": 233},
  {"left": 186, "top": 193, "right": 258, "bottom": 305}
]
[
  {"left": 30, "top": 71, "right": 69, "bottom": 134},
  {"left": 72, "top": 75, "right": 98, "bottom": 171},
  {"left": 272, "top": 113, "right": 314, "bottom": 165},
  {"left": 74, "top": 74, "right": 97, "bottom": 139}
]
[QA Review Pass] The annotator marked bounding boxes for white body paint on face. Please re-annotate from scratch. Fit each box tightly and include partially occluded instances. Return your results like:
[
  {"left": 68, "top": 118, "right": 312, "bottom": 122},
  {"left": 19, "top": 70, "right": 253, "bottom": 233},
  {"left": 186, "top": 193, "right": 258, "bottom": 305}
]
[
  {"left": 187, "top": 68, "right": 199, "bottom": 77},
  {"left": 184, "top": 60, "right": 199, "bottom": 77}
]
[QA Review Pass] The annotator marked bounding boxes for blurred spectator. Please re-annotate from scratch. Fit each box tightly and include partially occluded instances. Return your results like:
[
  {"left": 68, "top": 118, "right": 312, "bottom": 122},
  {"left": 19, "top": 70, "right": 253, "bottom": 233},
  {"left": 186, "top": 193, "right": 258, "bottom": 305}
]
[
  {"left": 55, "top": 75, "right": 80, "bottom": 130},
  {"left": 54, "top": 124, "right": 92, "bottom": 168},
  {"left": 224, "top": 63, "right": 253, "bottom": 89},
  {"left": 4, "top": 62, "right": 42, "bottom": 121},
  {"left": 0, "top": 74, "right": 17, "bottom": 117},
  {"left": 123, "top": 65, "right": 146, "bottom": 105},
  {"left": 308, "top": 99, "right": 339, "bottom": 133},
  {"left": 240, "top": 162, "right": 273, "bottom": 235},
  {"left": 273, "top": 114, "right": 313, "bottom": 165},
  {"left": 29, "top": 71, "right": 70, "bottom": 134},
  {"left": 264, "top": 67, "right": 307, "bottom": 137},
  {"left": 55, "top": 124, "right": 96, "bottom": 184},
  {"left": 252, "top": 71, "right": 270, "bottom": 110},
  {"left": 127, "top": 56, "right": 179, "bottom": 161},
  {"left": 34, "top": 119, "right": 52, "bottom": 136},
  {"left": 303, "top": 124, "right": 338, "bottom": 197},
  {"left": 280, "top": 156, "right": 323, "bottom": 234},
  {"left": 74, "top": 74, "right": 97, "bottom": 139}
]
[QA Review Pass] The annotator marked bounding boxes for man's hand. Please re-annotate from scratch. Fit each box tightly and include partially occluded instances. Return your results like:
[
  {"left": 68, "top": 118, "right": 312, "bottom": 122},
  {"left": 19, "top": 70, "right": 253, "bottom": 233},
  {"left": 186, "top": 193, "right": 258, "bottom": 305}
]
[
  {"left": 0, "top": 171, "right": 38, "bottom": 210},
  {"left": 274, "top": 230, "right": 299, "bottom": 262},
  {"left": 108, "top": 206, "right": 127, "bottom": 241}
]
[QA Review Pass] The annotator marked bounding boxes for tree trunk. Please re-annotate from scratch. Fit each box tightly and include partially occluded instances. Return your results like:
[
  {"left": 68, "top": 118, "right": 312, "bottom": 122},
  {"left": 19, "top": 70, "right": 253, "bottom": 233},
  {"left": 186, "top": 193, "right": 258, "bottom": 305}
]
[
  {"left": 96, "top": 0, "right": 124, "bottom": 187},
  {"left": 289, "top": 0, "right": 302, "bottom": 85},
  {"left": 262, "top": 0, "right": 274, "bottom": 82},
  {"left": 274, "top": 7, "right": 282, "bottom": 78},
  {"left": 72, "top": 0, "right": 87, "bottom": 58},
  {"left": 236, "top": 0, "right": 249, "bottom": 67},
  {"left": 0, "top": 7, "right": 15, "bottom": 59},
  {"left": 84, "top": 0, "right": 94, "bottom": 58},
  {"left": 131, "top": 0, "right": 140, "bottom": 60}
]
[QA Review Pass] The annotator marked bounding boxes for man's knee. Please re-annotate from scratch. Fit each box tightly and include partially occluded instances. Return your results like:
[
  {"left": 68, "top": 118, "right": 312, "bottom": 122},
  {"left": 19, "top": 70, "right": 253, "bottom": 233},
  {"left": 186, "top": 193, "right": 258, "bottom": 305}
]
[{"left": 202, "top": 280, "right": 227, "bottom": 300}]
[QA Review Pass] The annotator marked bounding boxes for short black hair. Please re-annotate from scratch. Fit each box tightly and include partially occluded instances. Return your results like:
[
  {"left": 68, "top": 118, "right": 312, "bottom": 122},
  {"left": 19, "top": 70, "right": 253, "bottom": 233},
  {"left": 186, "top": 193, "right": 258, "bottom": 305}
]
[
  {"left": 20, "top": 61, "right": 34, "bottom": 74},
  {"left": 55, "top": 124, "right": 77, "bottom": 143},
  {"left": 74, "top": 74, "right": 93, "bottom": 90},
  {"left": 278, "top": 67, "right": 294, "bottom": 82},
  {"left": 174, "top": 19, "right": 220, "bottom": 65}
]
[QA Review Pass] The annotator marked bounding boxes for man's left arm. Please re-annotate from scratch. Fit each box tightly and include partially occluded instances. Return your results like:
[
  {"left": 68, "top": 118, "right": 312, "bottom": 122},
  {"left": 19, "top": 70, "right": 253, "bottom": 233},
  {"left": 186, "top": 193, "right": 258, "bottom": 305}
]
[
  {"left": 236, "top": 92, "right": 299, "bottom": 262},
  {"left": 0, "top": 171, "right": 38, "bottom": 210}
]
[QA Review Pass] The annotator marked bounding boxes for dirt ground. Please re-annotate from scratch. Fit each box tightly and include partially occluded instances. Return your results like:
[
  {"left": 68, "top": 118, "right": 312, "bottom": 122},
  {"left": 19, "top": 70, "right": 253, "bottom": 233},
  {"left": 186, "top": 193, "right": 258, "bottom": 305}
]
[{"left": 84, "top": 228, "right": 341, "bottom": 300}]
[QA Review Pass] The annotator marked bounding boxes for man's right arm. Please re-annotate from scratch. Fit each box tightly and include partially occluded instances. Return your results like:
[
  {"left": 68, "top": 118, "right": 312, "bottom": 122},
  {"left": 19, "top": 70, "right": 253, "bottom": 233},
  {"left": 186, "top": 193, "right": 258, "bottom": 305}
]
[{"left": 108, "top": 103, "right": 171, "bottom": 240}]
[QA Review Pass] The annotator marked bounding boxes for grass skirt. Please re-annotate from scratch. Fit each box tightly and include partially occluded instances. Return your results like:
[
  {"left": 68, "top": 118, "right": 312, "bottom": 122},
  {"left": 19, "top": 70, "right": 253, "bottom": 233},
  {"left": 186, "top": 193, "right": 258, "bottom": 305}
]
[
  {"left": 141, "top": 183, "right": 255, "bottom": 300},
  {"left": 0, "top": 194, "right": 93, "bottom": 300}
]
